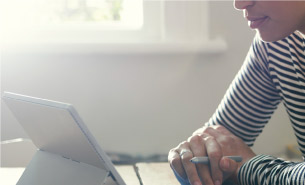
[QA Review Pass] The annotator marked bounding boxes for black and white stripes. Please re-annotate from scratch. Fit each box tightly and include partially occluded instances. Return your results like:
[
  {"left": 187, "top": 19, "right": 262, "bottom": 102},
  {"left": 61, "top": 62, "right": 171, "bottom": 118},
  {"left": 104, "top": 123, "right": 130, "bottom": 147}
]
[
  {"left": 206, "top": 31, "right": 305, "bottom": 184},
  {"left": 238, "top": 155, "right": 305, "bottom": 185}
]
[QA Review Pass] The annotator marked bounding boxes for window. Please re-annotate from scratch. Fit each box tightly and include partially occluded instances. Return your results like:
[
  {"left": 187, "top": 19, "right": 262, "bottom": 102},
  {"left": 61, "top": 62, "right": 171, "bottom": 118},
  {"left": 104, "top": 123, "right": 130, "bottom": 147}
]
[
  {"left": 35, "top": 0, "right": 143, "bottom": 29},
  {"left": 0, "top": 0, "right": 143, "bottom": 43},
  {"left": 1, "top": 1, "right": 226, "bottom": 54}
]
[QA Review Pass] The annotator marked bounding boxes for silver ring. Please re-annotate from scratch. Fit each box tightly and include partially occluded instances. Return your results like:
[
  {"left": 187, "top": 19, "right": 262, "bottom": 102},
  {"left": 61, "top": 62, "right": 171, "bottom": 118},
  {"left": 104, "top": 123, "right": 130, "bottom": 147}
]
[{"left": 179, "top": 149, "right": 192, "bottom": 157}]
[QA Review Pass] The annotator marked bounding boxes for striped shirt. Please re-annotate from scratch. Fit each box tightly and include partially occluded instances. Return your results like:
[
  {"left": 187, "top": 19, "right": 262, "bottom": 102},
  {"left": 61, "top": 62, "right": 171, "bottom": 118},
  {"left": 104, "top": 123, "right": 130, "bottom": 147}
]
[{"left": 207, "top": 31, "right": 305, "bottom": 185}]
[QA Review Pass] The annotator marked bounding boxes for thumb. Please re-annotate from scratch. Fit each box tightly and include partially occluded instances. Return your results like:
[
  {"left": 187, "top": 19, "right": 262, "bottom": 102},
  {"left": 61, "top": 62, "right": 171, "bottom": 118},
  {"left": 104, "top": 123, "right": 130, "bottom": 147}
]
[
  {"left": 219, "top": 157, "right": 238, "bottom": 174},
  {"left": 220, "top": 157, "right": 240, "bottom": 183}
]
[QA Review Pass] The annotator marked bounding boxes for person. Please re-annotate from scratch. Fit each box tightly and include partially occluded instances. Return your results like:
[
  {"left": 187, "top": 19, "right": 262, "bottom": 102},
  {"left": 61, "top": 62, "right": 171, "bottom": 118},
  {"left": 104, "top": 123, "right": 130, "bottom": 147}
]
[{"left": 168, "top": 1, "right": 305, "bottom": 185}]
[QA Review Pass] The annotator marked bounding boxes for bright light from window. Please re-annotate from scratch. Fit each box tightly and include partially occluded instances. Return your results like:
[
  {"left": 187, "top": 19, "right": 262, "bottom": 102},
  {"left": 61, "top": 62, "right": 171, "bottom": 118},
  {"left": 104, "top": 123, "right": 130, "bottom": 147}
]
[
  {"left": 38, "top": 0, "right": 143, "bottom": 29},
  {"left": 0, "top": 0, "right": 143, "bottom": 44},
  {"left": 42, "top": 0, "right": 125, "bottom": 23}
]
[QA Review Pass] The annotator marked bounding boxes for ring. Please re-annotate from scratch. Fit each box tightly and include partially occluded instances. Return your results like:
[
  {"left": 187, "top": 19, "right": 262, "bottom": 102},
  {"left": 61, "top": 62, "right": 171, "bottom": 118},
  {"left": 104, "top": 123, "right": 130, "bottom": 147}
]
[{"left": 179, "top": 149, "right": 192, "bottom": 157}]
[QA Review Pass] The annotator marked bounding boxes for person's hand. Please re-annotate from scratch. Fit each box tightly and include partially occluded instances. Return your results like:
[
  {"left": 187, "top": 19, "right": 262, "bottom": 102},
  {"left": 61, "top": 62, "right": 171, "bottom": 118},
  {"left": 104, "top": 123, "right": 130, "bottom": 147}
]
[{"left": 168, "top": 125, "right": 256, "bottom": 185}]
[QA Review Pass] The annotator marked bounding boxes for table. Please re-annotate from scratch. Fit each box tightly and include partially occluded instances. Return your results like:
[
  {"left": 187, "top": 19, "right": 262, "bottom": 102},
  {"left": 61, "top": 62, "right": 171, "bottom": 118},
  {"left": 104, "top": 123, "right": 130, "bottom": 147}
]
[
  {"left": 0, "top": 162, "right": 179, "bottom": 185},
  {"left": 136, "top": 163, "right": 179, "bottom": 185},
  {"left": 136, "top": 163, "right": 235, "bottom": 185},
  {"left": 1, "top": 139, "right": 179, "bottom": 184}
]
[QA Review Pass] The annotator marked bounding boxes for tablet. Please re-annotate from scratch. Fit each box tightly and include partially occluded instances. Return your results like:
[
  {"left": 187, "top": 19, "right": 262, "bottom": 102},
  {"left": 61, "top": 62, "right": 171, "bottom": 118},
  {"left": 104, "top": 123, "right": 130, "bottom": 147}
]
[{"left": 2, "top": 92, "right": 126, "bottom": 185}]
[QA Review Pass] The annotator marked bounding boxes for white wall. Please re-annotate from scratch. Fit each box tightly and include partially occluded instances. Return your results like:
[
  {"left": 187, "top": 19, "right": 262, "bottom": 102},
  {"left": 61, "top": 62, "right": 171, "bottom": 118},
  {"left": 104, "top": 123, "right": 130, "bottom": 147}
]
[{"left": 1, "top": 1, "right": 297, "bottom": 157}]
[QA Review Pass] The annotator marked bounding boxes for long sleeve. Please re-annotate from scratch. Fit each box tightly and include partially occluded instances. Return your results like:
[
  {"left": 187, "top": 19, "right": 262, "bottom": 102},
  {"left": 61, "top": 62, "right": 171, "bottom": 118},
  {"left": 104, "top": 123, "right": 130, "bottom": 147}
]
[
  {"left": 238, "top": 155, "right": 305, "bottom": 185},
  {"left": 205, "top": 34, "right": 282, "bottom": 146},
  {"left": 205, "top": 31, "right": 305, "bottom": 185}
]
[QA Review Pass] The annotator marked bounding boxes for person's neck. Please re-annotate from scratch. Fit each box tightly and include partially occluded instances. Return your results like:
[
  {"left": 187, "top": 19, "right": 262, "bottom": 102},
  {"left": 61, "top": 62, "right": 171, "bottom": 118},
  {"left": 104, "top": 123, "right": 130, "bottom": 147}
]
[{"left": 299, "top": 27, "right": 305, "bottom": 38}]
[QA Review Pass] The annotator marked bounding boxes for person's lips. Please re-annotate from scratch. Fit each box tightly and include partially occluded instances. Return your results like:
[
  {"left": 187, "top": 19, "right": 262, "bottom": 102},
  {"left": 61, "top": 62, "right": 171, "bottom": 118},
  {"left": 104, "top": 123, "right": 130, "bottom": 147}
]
[{"left": 247, "top": 16, "right": 269, "bottom": 29}]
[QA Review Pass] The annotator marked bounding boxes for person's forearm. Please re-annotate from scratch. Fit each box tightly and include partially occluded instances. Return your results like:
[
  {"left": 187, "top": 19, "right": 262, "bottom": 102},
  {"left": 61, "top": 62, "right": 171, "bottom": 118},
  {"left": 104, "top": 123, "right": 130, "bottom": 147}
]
[{"left": 238, "top": 155, "right": 305, "bottom": 185}]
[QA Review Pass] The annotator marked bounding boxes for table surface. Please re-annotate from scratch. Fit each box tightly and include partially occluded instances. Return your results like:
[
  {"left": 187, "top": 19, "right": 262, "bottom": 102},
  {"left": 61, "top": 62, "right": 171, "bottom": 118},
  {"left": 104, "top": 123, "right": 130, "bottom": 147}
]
[
  {"left": 0, "top": 162, "right": 179, "bottom": 185},
  {"left": 136, "top": 163, "right": 179, "bottom": 185}
]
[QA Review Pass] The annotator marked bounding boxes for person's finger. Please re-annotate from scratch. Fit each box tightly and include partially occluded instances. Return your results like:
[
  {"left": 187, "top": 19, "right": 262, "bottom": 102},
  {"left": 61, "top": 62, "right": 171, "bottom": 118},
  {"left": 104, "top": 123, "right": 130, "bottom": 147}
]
[
  {"left": 202, "top": 128, "right": 224, "bottom": 184},
  {"left": 203, "top": 135, "right": 223, "bottom": 185},
  {"left": 203, "top": 126, "right": 222, "bottom": 137},
  {"left": 192, "top": 126, "right": 208, "bottom": 135},
  {"left": 168, "top": 148, "right": 186, "bottom": 179},
  {"left": 219, "top": 156, "right": 239, "bottom": 182},
  {"left": 189, "top": 135, "right": 213, "bottom": 185},
  {"left": 178, "top": 143, "right": 202, "bottom": 185},
  {"left": 204, "top": 126, "right": 236, "bottom": 156},
  {"left": 219, "top": 156, "right": 238, "bottom": 173}
]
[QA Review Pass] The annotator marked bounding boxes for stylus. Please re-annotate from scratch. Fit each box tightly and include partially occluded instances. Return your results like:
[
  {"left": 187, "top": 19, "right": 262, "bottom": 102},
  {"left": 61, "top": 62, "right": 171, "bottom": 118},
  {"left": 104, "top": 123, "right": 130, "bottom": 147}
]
[{"left": 190, "top": 156, "right": 242, "bottom": 164}]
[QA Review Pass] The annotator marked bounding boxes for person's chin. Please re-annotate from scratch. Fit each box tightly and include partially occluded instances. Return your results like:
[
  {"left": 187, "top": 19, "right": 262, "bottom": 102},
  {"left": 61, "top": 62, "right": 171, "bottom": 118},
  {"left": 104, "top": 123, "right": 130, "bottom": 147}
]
[{"left": 257, "top": 30, "right": 292, "bottom": 43}]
